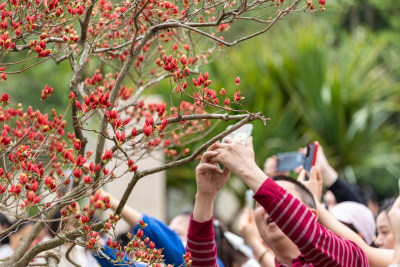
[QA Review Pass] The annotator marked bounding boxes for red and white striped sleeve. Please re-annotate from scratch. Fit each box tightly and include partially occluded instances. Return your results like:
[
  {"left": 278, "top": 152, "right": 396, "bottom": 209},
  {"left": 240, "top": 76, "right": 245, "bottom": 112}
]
[
  {"left": 186, "top": 215, "right": 219, "bottom": 267},
  {"left": 253, "top": 178, "right": 369, "bottom": 267}
]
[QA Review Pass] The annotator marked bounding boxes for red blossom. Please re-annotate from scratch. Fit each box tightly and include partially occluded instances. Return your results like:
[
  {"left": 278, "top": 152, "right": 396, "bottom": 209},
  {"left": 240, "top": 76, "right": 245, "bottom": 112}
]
[
  {"left": 235, "top": 76, "right": 240, "bottom": 85},
  {"left": 143, "top": 124, "right": 153, "bottom": 136},
  {"left": 234, "top": 90, "right": 241, "bottom": 101}
]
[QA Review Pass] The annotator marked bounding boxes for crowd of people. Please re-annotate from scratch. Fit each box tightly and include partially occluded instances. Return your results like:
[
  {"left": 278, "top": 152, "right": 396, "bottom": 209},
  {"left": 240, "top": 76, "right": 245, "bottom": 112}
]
[{"left": 1, "top": 136, "right": 400, "bottom": 267}]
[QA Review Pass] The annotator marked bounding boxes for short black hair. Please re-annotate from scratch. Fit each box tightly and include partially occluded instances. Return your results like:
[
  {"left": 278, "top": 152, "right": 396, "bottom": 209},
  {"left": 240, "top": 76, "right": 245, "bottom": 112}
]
[
  {"left": 379, "top": 197, "right": 396, "bottom": 215},
  {"left": 271, "top": 175, "right": 316, "bottom": 209}
]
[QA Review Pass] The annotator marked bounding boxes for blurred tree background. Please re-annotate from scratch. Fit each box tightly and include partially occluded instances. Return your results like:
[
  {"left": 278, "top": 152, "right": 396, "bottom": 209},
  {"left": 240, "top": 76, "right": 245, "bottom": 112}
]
[
  {"left": 3, "top": 0, "right": 400, "bottom": 218},
  {"left": 166, "top": 1, "right": 400, "bottom": 215}
]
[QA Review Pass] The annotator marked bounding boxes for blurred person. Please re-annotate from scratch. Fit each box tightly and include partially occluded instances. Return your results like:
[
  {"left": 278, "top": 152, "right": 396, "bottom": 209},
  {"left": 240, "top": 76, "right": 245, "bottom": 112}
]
[
  {"left": 297, "top": 162, "right": 394, "bottom": 267},
  {"left": 57, "top": 215, "right": 99, "bottom": 267},
  {"left": 0, "top": 221, "right": 33, "bottom": 259},
  {"left": 264, "top": 145, "right": 366, "bottom": 206},
  {"left": 356, "top": 184, "right": 379, "bottom": 217},
  {"left": 387, "top": 179, "right": 400, "bottom": 265},
  {"left": 330, "top": 201, "right": 376, "bottom": 245},
  {"left": 238, "top": 208, "right": 274, "bottom": 267},
  {"left": 213, "top": 218, "right": 258, "bottom": 267},
  {"left": 187, "top": 139, "right": 368, "bottom": 266},
  {"left": 0, "top": 214, "right": 11, "bottom": 245},
  {"left": 375, "top": 198, "right": 396, "bottom": 249},
  {"left": 94, "top": 191, "right": 225, "bottom": 266}
]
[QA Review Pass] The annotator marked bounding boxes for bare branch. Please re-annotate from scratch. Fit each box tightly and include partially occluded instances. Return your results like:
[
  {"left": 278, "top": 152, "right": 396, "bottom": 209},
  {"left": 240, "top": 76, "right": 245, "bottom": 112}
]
[
  {"left": 10, "top": 37, "right": 67, "bottom": 52},
  {"left": 116, "top": 73, "right": 173, "bottom": 112},
  {"left": 114, "top": 112, "right": 267, "bottom": 216}
]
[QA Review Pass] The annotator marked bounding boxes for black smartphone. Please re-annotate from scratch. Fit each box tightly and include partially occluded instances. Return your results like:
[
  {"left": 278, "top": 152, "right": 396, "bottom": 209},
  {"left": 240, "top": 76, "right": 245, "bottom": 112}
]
[
  {"left": 222, "top": 124, "right": 253, "bottom": 145},
  {"left": 303, "top": 141, "right": 319, "bottom": 174}
]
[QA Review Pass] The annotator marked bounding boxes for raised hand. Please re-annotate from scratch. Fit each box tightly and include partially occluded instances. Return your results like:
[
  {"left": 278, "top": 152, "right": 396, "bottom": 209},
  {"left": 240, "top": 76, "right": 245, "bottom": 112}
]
[
  {"left": 297, "top": 166, "right": 323, "bottom": 203},
  {"left": 211, "top": 137, "right": 267, "bottom": 193},
  {"left": 239, "top": 208, "right": 261, "bottom": 244},
  {"left": 192, "top": 143, "right": 231, "bottom": 222},
  {"left": 195, "top": 142, "right": 231, "bottom": 198},
  {"left": 263, "top": 155, "right": 290, "bottom": 177}
]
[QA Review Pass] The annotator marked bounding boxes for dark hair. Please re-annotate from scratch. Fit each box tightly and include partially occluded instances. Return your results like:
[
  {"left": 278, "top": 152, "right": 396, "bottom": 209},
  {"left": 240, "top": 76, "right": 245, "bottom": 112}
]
[
  {"left": 47, "top": 212, "right": 62, "bottom": 237},
  {"left": 0, "top": 213, "right": 11, "bottom": 244},
  {"left": 356, "top": 184, "right": 377, "bottom": 206},
  {"left": 117, "top": 232, "right": 131, "bottom": 248},
  {"left": 379, "top": 197, "right": 396, "bottom": 215},
  {"left": 213, "top": 220, "right": 248, "bottom": 267},
  {"left": 271, "top": 175, "right": 316, "bottom": 209}
]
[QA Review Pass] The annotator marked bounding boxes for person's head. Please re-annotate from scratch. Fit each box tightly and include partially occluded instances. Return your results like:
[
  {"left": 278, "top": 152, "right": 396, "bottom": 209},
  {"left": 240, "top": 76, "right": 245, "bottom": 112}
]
[
  {"left": 375, "top": 198, "right": 395, "bottom": 249},
  {"left": 356, "top": 185, "right": 379, "bottom": 217},
  {"left": 213, "top": 220, "right": 249, "bottom": 267},
  {"left": 330, "top": 201, "right": 376, "bottom": 245},
  {"left": 0, "top": 213, "right": 11, "bottom": 244},
  {"left": 9, "top": 221, "right": 34, "bottom": 249},
  {"left": 169, "top": 211, "right": 191, "bottom": 244},
  {"left": 254, "top": 175, "right": 317, "bottom": 250},
  {"left": 324, "top": 190, "right": 337, "bottom": 210}
]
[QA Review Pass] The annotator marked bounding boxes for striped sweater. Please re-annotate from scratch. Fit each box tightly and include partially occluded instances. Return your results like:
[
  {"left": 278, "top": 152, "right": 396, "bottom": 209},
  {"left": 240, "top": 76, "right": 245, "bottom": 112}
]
[{"left": 186, "top": 178, "right": 369, "bottom": 267}]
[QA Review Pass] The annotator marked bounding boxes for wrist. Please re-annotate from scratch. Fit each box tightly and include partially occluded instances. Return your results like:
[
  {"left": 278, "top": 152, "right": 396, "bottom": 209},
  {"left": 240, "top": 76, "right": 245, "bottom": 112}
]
[
  {"left": 246, "top": 235, "right": 263, "bottom": 247},
  {"left": 240, "top": 165, "right": 268, "bottom": 193},
  {"left": 321, "top": 165, "right": 338, "bottom": 187},
  {"left": 195, "top": 193, "right": 217, "bottom": 202},
  {"left": 393, "top": 247, "right": 400, "bottom": 264},
  {"left": 193, "top": 193, "right": 216, "bottom": 222}
]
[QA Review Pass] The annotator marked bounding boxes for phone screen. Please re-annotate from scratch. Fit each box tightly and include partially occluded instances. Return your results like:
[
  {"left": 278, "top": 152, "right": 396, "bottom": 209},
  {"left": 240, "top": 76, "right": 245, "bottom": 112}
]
[
  {"left": 245, "top": 189, "right": 255, "bottom": 209},
  {"left": 276, "top": 152, "right": 305, "bottom": 172},
  {"left": 222, "top": 124, "right": 253, "bottom": 145}
]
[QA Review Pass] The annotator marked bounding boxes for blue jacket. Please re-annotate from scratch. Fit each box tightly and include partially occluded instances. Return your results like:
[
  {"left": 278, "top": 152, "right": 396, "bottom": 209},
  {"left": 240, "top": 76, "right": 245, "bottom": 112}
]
[{"left": 93, "top": 214, "right": 224, "bottom": 266}]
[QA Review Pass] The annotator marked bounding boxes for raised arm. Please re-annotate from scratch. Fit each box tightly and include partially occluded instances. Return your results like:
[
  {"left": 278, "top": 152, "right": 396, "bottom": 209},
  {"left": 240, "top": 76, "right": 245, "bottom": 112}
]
[
  {"left": 212, "top": 138, "right": 368, "bottom": 267},
  {"left": 238, "top": 208, "right": 275, "bottom": 267},
  {"left": 105, "top": 191, "right": 142, "bottom": 228},
  {"left": 299, "top": 166, "right": 394, "bottom": 267},
  {"left": 314, "top": 146, "right": 365, "bottom": 205},
  {"left": 105, "top": 191, "right": 185, "bottom": 265},
  {"left": 186, "top": 143, "right": 230, "bottom": 267}
]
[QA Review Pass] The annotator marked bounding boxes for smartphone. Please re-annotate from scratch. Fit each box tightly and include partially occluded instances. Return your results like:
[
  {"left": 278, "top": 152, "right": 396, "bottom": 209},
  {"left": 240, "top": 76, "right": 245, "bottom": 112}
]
[
  {"left": 277, "top": 152, "right": 305, "bottom": 172},
  {"left": 276, "top": 141, "right": 319, "bottom": 175},
  {"left": 245, "top": 189, "right": 255, "bottom": 209},
  {"left": 303, "top": 141, "right": 319, "bottom": 174},
  {"left": 221, "top": 124, "right": 253, "bottom": 145}
]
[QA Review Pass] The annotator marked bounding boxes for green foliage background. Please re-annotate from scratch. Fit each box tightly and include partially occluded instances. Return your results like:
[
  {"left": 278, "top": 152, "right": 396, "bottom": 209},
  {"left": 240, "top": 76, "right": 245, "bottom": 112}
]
[{"left": 166, "top": 10, "right": 400, "bottom": 210}]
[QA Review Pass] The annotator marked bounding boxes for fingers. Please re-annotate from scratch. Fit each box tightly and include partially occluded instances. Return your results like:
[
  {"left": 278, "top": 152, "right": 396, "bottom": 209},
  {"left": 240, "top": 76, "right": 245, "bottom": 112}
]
[
  {"left": 222, "top": 166, "right": 231, "bottom": 177},
  {"left": 297, "top": 169, "right": 306, "bottom": 183},
  {"left": 223, "top": 136, "right": 233, "bottom": 143},
  {"left": 246, "top": 136, "right": 253, "bottom": 150},
  {"left": 309, "top": 166, "right": 317, "bottom": 181},
  {"left": 201, "top": 150, "right": 219, "bottom": 163},
  {"left": 294, "top": 165, "right": 304, "bottom": 174},
  {"left": 298, "top": 147, "right": 307, "bottom": 154},
  {"left": 197, "top": 162, "right": 222, "bottom": 173},
  {"left": 310, "top": 166, "right": 322, "bottom": 182},
  {"left": 248, "top": 208, "right": 255, "bottom": 223}
]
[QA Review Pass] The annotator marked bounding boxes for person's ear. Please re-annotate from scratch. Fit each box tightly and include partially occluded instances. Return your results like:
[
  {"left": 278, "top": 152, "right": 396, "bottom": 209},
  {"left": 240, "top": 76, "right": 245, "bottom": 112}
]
[{"left": 309, "top": 208, "right": 318, "bottom": 220}]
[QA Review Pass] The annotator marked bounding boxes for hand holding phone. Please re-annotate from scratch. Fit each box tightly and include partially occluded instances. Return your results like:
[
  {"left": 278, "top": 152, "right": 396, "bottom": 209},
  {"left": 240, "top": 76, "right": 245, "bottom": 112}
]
[
  {"left": 276, "top": 141, "right": 319, "bottom": 177},
  {"left": 221, "top": 124, "right": 253, "bottom": 145}
]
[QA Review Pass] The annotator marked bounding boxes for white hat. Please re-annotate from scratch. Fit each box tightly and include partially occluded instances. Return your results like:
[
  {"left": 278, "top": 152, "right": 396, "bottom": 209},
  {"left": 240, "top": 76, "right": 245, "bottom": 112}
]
[{"left": 331, "top": 201, "right": 376, "bottom": 245}]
